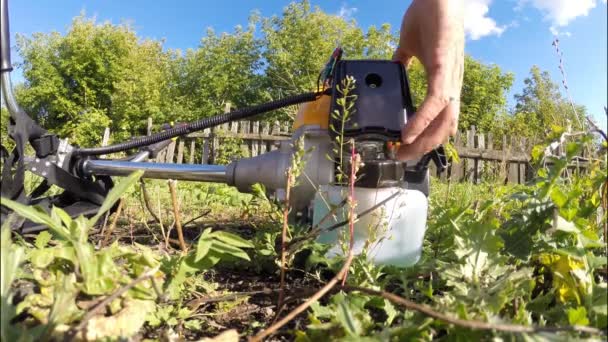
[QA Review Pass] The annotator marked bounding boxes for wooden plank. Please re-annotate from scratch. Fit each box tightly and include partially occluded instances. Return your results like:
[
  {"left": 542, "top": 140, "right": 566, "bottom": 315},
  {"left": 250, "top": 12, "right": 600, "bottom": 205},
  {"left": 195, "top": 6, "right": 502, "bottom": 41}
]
[
  {"left": 101, "top": 127, "right": 111, "bottom": 147},
  {"left": 251, "top": 121, "right": 260, "bottom": 157},
  {"left": 465, "top": 126, "right": 475, "bottom": 182},
  {"left": 500, "top": 135, "right": 508, "bottom": 183},
  {"left": 230, "top": 121, "right": 239, "bottom": 133},
  {"left": 272, "top": 121, "right": 280, "bottom": 135},
  {"left": 456, "top": 148, "right": 529, "bottom": 163},
  {"left": 147, "top": 117, "right": 153, "bottom": 136},
  {"left": 450, "top": 131, "right": 463, "bottom": 181},
  {"left": 518, "top": 138, "right": 526, "bottom": 184},
  {"left": 156, "top": 150, "right": 166, "bottom": 163},
  {"left": 189, "top": 139, "right": 196, "bottom": 164},
  {"left": 487, "top": 133, "right": 493, "bottom": 150},
  {"left": 165, "top": 140, "right": 176, "bottom": 164},
  {"left": 202, "top": 136, "right": 210, "bottom": 165},
  {"left": 507, "top": 137, "right": 518, "bottom": 184},
  {"left": 476, "top": 133, "right": 485, "bottom": 183},
  {"left": 176, "top": 140, "right": 185, "bottom": 164},
  {"left": 211, "top": 127, "right": 218, "bottom": 165},
  {"left": 238, "top": 121, "right": 248, "bottom": 157},
  {"left": 261, "top": 122, "right": 270, "bottom": 154}
]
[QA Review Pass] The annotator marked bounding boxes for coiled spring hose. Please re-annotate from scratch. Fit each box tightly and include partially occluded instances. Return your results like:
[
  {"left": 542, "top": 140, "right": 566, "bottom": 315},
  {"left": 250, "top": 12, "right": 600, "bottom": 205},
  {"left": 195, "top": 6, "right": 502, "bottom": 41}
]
[{"left": 73, "top": 90, "right": 328, "bottom": 156}]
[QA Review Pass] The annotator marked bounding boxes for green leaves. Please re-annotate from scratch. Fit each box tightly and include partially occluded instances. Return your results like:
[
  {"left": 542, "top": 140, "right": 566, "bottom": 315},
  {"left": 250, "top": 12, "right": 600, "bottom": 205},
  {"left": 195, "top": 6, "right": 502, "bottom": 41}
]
[
  {"left": 90, "top": 170, "right": 143, "bottom": 226},
  {"left": 0, "top": 200, "right": 69, "bottom": 240},
  {"left": 195, "top": 228, "right": 254, "bottom": 263},
  {"left": 567, "top": 307, "right": 590, "bottom": 326}
]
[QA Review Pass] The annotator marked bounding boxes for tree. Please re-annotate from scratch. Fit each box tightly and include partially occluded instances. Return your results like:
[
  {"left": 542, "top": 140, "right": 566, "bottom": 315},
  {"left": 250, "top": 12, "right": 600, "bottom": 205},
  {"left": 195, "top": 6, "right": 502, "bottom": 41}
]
[
  {"left": 171, "top": 19, "right": 265, "bottom": 122},
  {"left": 507, "top": 65, "right": 587, "bottom": 139},
  {"left": 460, "top": 56, "right": 514, "bottom": 132},
  {"left": 16, "top": 15, "right": 172, "bottom": 145},
  {"left": 261, "top": 1, "right": 396, "bottom": 98}
]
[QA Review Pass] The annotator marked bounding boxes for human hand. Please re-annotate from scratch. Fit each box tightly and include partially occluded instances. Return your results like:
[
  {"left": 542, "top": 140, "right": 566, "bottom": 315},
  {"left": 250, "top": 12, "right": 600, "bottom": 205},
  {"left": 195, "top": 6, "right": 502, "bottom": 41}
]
[{"left": 393, "top": 0, "right": 465, "bottom": 161}]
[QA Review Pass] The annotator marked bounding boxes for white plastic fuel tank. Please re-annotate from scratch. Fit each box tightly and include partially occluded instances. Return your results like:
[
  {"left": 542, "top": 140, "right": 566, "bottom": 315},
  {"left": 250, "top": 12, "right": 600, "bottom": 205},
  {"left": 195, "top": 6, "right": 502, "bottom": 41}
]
[{"left": 313, "top": 185, "right": 428, "bottom": 267}]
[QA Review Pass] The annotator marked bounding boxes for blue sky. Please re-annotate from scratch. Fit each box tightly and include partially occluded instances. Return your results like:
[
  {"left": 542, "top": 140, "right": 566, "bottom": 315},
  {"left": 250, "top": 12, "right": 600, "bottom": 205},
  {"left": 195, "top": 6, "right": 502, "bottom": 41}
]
[{"left": 6, "top": 0, "right": 608, "bottom": 127}]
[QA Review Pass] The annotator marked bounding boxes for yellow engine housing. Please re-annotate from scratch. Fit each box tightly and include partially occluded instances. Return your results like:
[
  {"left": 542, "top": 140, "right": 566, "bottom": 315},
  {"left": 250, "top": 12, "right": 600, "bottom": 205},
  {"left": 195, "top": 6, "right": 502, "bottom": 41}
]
[{"left": 292, "top": 95, "right": 331, "bottom": 130}]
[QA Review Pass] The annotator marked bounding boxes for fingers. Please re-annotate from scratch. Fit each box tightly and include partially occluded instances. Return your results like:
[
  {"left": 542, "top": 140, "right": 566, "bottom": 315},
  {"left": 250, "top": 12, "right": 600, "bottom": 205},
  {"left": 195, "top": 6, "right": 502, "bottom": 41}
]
[
  {"left": 392, "top": 48, "right": 413, "bottom": 67},
  {"left": 402, "top": 93, "right": 450, "bottom": 144},
  {"left": 397, "top": 101, "right": 458, "bottom": 161}
]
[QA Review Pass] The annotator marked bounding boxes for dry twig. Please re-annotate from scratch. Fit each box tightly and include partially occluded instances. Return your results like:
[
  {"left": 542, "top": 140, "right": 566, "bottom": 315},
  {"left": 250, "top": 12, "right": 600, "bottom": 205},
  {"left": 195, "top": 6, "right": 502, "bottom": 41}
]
[
  {"left": 101, "top": 199, "right": 124, "bottom": 247},
  {"left": 140, "top": 179, "right": 161, "bottom": 223},
  {"left": 168, "top": 180, "right": 188, "bottom": 252}
]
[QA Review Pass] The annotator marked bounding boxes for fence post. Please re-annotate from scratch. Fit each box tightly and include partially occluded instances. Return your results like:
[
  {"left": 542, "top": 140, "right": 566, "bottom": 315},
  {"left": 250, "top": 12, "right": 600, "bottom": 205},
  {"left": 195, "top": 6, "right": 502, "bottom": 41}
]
[
  {"left": 271, "top": 121, "right": 281, "bottom": 150},
  {"left": 261, "top": 122, "right": 270, "bottom": 154},
  {"left": 450, "top": 131, "right": 463, "bottom": 181},
  {"left": 165, "top": 140, "right": 176, "bottom": 164},
  {"left": 508, "top": 136, "right": 518, "bottom": 184},
  {"left": 202, "top": 128, "right": 211, "bottom": 164},
  {"left": 476, "top": 132, "right": 485, "bottom": 184},
  {"left": 239, "top": 121, "right": 249, "bottom": 157},
  {"left": 189, "top": 139, "right": 196, "bottom": 164},
  {"left": 101, "top": 127, "right": 111, "bottom": 147},
  {"left": 465, "top": 126, "right": 475, "bottom": 182},
  {"left": 519, "top": 138, "right": 527, "bottom": 184},
  {"left": 251, "top": 121, "right": 260, "bottom": 157},
  {"left": 176, "top": 140, "right": 185, "bottom": 164},
  {"left": 147, "top": 117, "right": 153, "bottom": 136}
]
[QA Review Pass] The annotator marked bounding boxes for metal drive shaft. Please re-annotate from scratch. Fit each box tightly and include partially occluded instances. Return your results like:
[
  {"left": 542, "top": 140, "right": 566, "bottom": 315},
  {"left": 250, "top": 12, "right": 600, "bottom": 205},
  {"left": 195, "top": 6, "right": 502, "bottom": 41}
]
[{"left": 83, "top": 160, "right": 228, "bottom": 183}]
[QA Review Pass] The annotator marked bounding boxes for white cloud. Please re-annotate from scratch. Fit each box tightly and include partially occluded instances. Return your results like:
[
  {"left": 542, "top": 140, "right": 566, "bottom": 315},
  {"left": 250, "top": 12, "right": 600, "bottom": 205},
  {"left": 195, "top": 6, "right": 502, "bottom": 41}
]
[
  {"left": 518, "top": 0, "right": 604, "bottom": 34},
  {"left": 337, "top": 3, "right": 357, "bottom": 21},
  {"left": 464, "top": 0, "right": 506, "bottom": 40}
]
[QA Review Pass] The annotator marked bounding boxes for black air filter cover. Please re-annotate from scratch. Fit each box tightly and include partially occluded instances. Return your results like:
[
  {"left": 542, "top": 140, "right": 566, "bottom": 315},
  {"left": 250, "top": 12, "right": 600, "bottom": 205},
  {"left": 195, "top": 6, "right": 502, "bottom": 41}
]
[{"left": 330, "top": 60, "right": 416, "bottom": 141}]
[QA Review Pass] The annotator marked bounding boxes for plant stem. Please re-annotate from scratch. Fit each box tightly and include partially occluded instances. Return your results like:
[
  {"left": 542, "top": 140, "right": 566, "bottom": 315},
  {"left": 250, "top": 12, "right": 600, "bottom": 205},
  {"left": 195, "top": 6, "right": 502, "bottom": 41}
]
[
  {"left": 278, "top": 167, "right": 292, "bottom": 312},
  {"left": 250, "top": 251, "right": 354, "bottom": 342},
  {"left": 140, "top": 179, "right": 161, "bottom": 224},
  {"left": 342, "top": 139, "right": 356, "bottom": 286},
  {"left": 168, "top": 180, "right": 188, "bottom": 252},
  {"left": 342, "top": 286, "right": 605, "bottom": 336},
  {"left": 101, "top": 199, "right": 123, "bottom": 247}
]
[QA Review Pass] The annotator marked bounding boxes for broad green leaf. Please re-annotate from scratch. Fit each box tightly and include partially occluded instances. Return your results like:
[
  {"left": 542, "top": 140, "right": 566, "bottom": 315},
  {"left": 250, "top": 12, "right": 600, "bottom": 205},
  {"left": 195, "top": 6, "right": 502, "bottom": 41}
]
[
  {"left": 0, "top": 199, "right": 68, "bottom": 240},
  {"left": 209, "top": 240, "right": 251, "bottom": 261},
  {"left": 195, "top": 228, "right": 213, "bottom": 262},
  {"left": 336, "top": 300, "right": 362, "bottom": 336},
  {"left": 89, "top": 170, "right": 144, "bottom": 226},
  {"left": 211, "top": 231, "right": 254, "bottom": 249},
  {"left": 567, "top": 306, "right": 590, "bottom": 326},
  {"left": 550, "top": 188, "right": 568, "bottom": 207}
]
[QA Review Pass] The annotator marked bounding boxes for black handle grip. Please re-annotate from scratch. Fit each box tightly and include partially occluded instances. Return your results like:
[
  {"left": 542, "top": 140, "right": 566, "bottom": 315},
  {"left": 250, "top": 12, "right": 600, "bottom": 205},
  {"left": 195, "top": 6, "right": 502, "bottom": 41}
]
[{"left": 1, "top": 0, "right": 13, "bottom": 72}]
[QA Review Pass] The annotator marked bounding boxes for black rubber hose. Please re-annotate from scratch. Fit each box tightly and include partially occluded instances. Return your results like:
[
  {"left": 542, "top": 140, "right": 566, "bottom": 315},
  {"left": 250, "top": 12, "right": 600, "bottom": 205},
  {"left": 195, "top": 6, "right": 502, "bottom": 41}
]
[{"left": 73, "top": 90, "right": 328, "bottom": 156}]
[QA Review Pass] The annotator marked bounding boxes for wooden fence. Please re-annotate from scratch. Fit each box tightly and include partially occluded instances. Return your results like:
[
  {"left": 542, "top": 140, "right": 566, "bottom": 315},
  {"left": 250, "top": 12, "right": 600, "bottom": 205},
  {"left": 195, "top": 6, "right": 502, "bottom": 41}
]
[{"left": 100, "top": 120, "right": 589, "bottom": 185}]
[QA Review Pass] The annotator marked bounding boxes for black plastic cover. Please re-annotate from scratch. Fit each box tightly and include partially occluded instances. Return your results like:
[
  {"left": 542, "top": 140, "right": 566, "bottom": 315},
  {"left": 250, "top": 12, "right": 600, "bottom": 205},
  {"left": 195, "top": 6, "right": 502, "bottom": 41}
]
[
  {"left": 330, "top": 60, "right": 415, "bottom": 141},
  {"left": 355, "top": 159, "right": 405, "bottom": 188}
]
